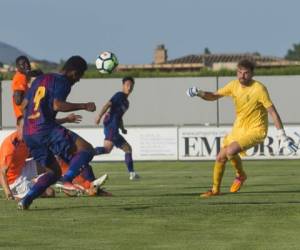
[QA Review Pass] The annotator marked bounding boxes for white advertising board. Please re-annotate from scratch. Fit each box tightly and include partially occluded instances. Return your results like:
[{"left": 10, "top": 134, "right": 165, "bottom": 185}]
[
  {"left": 0, "top": 127, "right": 178, "bottom": 161},
  {"left": 179, "top": 126, "right": 300, "bottom": 160},
  {"left": 1, "top": 125, "right": 299, "bottom": 161},
  {"left": 72, "top": 127, "right": 178, "bottom": 161}
]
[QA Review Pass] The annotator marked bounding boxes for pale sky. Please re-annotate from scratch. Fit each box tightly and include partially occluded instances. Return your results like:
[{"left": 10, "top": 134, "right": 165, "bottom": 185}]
[{"left": 1, "top": 0, "right": 300, "bottom": 64}]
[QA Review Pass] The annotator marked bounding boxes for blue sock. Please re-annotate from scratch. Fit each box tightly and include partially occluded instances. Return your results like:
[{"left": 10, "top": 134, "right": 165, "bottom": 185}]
[
  {"left": 23, "top": 171, "right": 57, "bottom": 204},
  {"left": 80, "top": 164, "right": 95, "bottom": 181},
  {"left": 125, "top": 153, "right": 134, "bottom": 173},
  {"left": 94, "top": 147, "right": 107, "bottom": 155},
  {"left": 63, "top": 150, "right": 94, "bottom": 182}
]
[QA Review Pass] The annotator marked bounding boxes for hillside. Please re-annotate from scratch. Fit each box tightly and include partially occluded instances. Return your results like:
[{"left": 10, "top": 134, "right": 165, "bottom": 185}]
[{"left": 0, "top": 41, "right": 34, "bottom": 64}]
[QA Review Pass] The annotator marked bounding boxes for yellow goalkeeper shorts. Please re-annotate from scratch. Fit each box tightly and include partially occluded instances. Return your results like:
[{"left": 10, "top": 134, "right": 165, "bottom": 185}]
[{"left": 222, "top": 128, "right": 267, "bottom": 151}]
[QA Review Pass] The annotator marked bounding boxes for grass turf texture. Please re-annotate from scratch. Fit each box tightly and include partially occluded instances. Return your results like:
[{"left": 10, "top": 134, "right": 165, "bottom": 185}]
[{"left": 1, "top": 160, "right": 300, "bottom": 250}]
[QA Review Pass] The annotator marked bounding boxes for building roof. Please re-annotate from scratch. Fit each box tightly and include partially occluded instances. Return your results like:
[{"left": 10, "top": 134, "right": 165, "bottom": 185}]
[{"left": 166, "top": 53, "right": 283, "bottom": 66}]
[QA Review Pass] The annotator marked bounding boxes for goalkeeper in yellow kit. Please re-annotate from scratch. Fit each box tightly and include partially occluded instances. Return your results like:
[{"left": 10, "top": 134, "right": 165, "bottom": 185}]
[{"left": 186, "top": 59, "right": 297, "bottom": 197}]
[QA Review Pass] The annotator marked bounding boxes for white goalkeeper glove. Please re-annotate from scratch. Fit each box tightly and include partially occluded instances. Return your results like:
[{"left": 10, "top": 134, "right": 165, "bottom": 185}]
[
  {"left": 186, "top": 87, "right": 205, "bottom": 98},
  {"left": 277, "top": 129, "right": 298, "bottom": 153}
]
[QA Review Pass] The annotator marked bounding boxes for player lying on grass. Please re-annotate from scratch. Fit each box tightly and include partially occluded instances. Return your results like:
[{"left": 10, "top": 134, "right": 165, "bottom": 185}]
[
  {"left": 94, "top": 76, "right": 139, "bottom": 180},
  {"left": 186, "top": 59, "right": 297, "bottom": 197},
  {"left": 0, "top": 120, "right": 54, "bottom": 200}
]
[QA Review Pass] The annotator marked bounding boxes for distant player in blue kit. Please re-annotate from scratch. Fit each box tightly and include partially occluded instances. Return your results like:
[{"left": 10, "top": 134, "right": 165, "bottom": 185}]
[
  {"left": 95, "top": 76, "right": 139, "bottom": 180},
  {"left": 18, "top": 56, "right": 96, "bottom": 209}
]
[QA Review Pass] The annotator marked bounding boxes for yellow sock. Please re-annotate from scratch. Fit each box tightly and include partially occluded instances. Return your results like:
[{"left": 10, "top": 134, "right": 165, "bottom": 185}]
[
  {"left": 230, "top": 154, "right": 246, "bottom": 177},
  {"left": 212, "top": 161, "right": 226, "bottom": 193}
]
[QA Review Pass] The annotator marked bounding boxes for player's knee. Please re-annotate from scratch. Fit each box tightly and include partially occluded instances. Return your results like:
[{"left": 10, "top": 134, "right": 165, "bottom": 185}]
[
  {"left": 44, "top": 187, "right": 55, "bottom": 198},
  {"left": 226, "top": 154, "right": 234, "bottom": 161},
  {"left": 216, "top": 154, "right": 227, "bottom": 163},
  {"left": 75, "top": 137, "right": 94, "bottom": 152},
  {"left": 105, "top": 147, "right": 113, "bottom": 153},
  {"left": 122, "top": 143, "right": 132, "bottom": 153},
  {"left": 216, "top": 149, "right": 227, "bottom": 163}
]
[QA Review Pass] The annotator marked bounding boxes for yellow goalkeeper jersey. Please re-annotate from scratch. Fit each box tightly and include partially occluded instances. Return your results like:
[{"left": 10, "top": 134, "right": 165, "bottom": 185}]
[{"left": 217, "top": 79, "right": 273, "bottom": 131}]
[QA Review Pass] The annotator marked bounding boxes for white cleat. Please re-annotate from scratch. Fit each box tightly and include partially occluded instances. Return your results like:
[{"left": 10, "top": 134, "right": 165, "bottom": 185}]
[
  {"left": 92, "top": 173, "right": 108, "bottom": 188},
  {"left": 129, "top": 172, "right": 140, "bottom": 181},
  {"left": 54, "top": 181, "right": 84, "bottom": 196}
]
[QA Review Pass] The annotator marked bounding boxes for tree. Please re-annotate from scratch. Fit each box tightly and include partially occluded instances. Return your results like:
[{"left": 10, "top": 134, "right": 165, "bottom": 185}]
[
  {"left": 204, "top": 47, "right": 211, "bottom": 55},
  {"left": 285, "top": 43, "right": 300, "bottom": 61}
]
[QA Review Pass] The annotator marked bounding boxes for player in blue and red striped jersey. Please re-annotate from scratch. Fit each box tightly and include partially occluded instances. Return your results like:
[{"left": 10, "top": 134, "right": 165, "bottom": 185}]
[
  {"left": 94, "top": 76, "right": 139, "bottom": 180},
  {"left": 18, "top": 56, "right": 96, "bottom": 210}
]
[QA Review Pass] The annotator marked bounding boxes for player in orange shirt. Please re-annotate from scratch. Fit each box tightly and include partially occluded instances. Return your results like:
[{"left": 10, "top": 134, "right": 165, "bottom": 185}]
[
  {"left": 0, "top": 119, "right": 54, "bottom": 200},
  {"left": 11, "top": 56, "right": 43, "bottom": 119}
]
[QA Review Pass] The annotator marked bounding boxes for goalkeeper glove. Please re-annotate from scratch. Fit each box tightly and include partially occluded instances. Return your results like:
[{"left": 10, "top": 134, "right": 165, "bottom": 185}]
[
  {"left": 277, "top": 129, "right": 298, "bottom": 153},
  {"left": 186, "top": 87, "right": 205, "bottom": 97}
]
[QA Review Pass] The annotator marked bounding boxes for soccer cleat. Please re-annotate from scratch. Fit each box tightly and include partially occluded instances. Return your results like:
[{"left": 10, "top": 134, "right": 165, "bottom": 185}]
[
  {"left": 200, "top": 189, "right": 221, "bottom": 198},
  {"left": 230, "top": 175, "right": 247, "bottom": 193},
  {"left": 92, "top": 173, "right": 108, "bottom": 188},
  {"left": 55, "top": 181, "right": 85, "bottom": 197},
  {"left": 129, "top": 172, "right": 140, "bottom": 181},
  {"left": 17, "top": 199, "right": 31, "bottom": 210}
]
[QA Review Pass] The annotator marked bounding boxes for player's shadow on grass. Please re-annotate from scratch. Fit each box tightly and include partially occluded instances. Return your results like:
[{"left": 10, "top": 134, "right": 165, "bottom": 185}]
[
  {"left": 239, "top": 189, "right": 300, "bottom": 194},
  {"left": 122, "top": 206, "right": 151, "bottom": 211},
  {"left": 29, "top": 203, "right": 154, "bottom": 211},
  {"left": 249, "top": 183, "right": 300, "bottom": 187},
  {"left": 208, "top": 200, "right": 300, "bottom": 205}
]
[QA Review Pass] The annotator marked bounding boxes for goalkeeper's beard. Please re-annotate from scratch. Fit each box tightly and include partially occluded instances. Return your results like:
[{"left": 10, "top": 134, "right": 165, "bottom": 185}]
[{"left": 238, "top": 78, "right": 252, "bottom": 86}]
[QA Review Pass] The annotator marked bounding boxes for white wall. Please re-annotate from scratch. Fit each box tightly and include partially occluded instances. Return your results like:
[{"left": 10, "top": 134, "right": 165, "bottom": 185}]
[{"left": 2, "top": 75, "right": 300, "bottom": 128}]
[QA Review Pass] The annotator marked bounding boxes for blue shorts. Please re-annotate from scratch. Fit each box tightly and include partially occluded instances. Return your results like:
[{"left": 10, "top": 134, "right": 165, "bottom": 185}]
[
  {"left": 103, "top": 124, "right": 127, "bottom": 148},
  {"left": 23, "top": 125, "right": 79, "bottom": 167}
]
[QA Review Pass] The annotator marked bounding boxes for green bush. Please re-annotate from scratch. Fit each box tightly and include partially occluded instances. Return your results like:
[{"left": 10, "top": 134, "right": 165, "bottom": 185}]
[{"left": 2, "top": 65, "right": 300, "bottom": 80}]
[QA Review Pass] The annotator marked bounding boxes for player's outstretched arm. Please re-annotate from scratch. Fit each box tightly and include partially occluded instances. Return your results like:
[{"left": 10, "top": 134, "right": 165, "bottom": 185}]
[
  {"left": 95, "top": 101, "right": 112, "bottom": 125},
  {"left": 119, "top": 118, "right": 127, "bottom": 134},
  {"left": 268, "top": 105, "right": 298, "bottom": 153},
  {"left": 186, "top": 86, "right": 221, "bottom": 101},
  {"left": 53, "top": 99, "right": 96, "bottom": 113},
  {"left": 56, "top": 113, "right": 82, "bottom": 124},
  {"left": 0, "top": 166, "right": 14, "bottom": 200}
]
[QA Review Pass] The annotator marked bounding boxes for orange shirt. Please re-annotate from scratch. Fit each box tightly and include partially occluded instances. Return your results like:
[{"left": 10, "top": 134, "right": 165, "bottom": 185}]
[
  {"left": 0, "top": 131, "right": 29, "bottom": 184},
  {"left": 11, "top": 71, "right": 29, "bottom": 119}
]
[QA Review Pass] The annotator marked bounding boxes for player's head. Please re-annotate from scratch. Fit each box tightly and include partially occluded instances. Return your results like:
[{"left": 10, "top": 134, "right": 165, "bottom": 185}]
[
  {"left": 122, "top": 76, "right": 135, "bottom": 95},
  {"left": 237, "top": 59, "right": 255, "bottom": 85},
  {"left": 16, "top": 56, "right": 31, "bottom": 75},
  {"left": 61, "top": 56, "right": 87, "bottom": 85}
]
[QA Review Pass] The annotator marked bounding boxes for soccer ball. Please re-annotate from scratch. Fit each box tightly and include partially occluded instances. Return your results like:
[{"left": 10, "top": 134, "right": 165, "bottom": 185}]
[{"left": 95, "top": 51, "right": 118, "bottom": 74}]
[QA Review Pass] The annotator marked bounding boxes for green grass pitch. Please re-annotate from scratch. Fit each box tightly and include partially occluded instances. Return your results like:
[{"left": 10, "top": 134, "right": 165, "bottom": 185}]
[{"left": 1, "top": 160, "right": 300, "bottom": 250}]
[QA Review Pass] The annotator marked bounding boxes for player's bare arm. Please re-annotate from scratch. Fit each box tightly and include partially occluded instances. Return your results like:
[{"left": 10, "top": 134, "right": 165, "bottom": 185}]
[
  {"left": 13, "top": 90, "right": 25, "bottom": 105},
  {"left": 53, "top": 99, "right": 96, "bottom": 113},
  {"left": 200, "top": 91, "right": 223, "bottom": 101},
  {"left": 267, "top": 105, "right": 284, "bottom": 129},
  {"left": 0, "top": 166, "right": 14, "bottom": 200},
  {"left": 20, "top": 98, "right": 29, "bottom": 114},
  {"left": 119, "top": 118, "right": 127, "bottom": 134},
  {"left": 95, "top": 101, "right": 112, "bottom": 125},
  {"left": 56, "top": 113, "right": 82, "bottom": 124}
]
